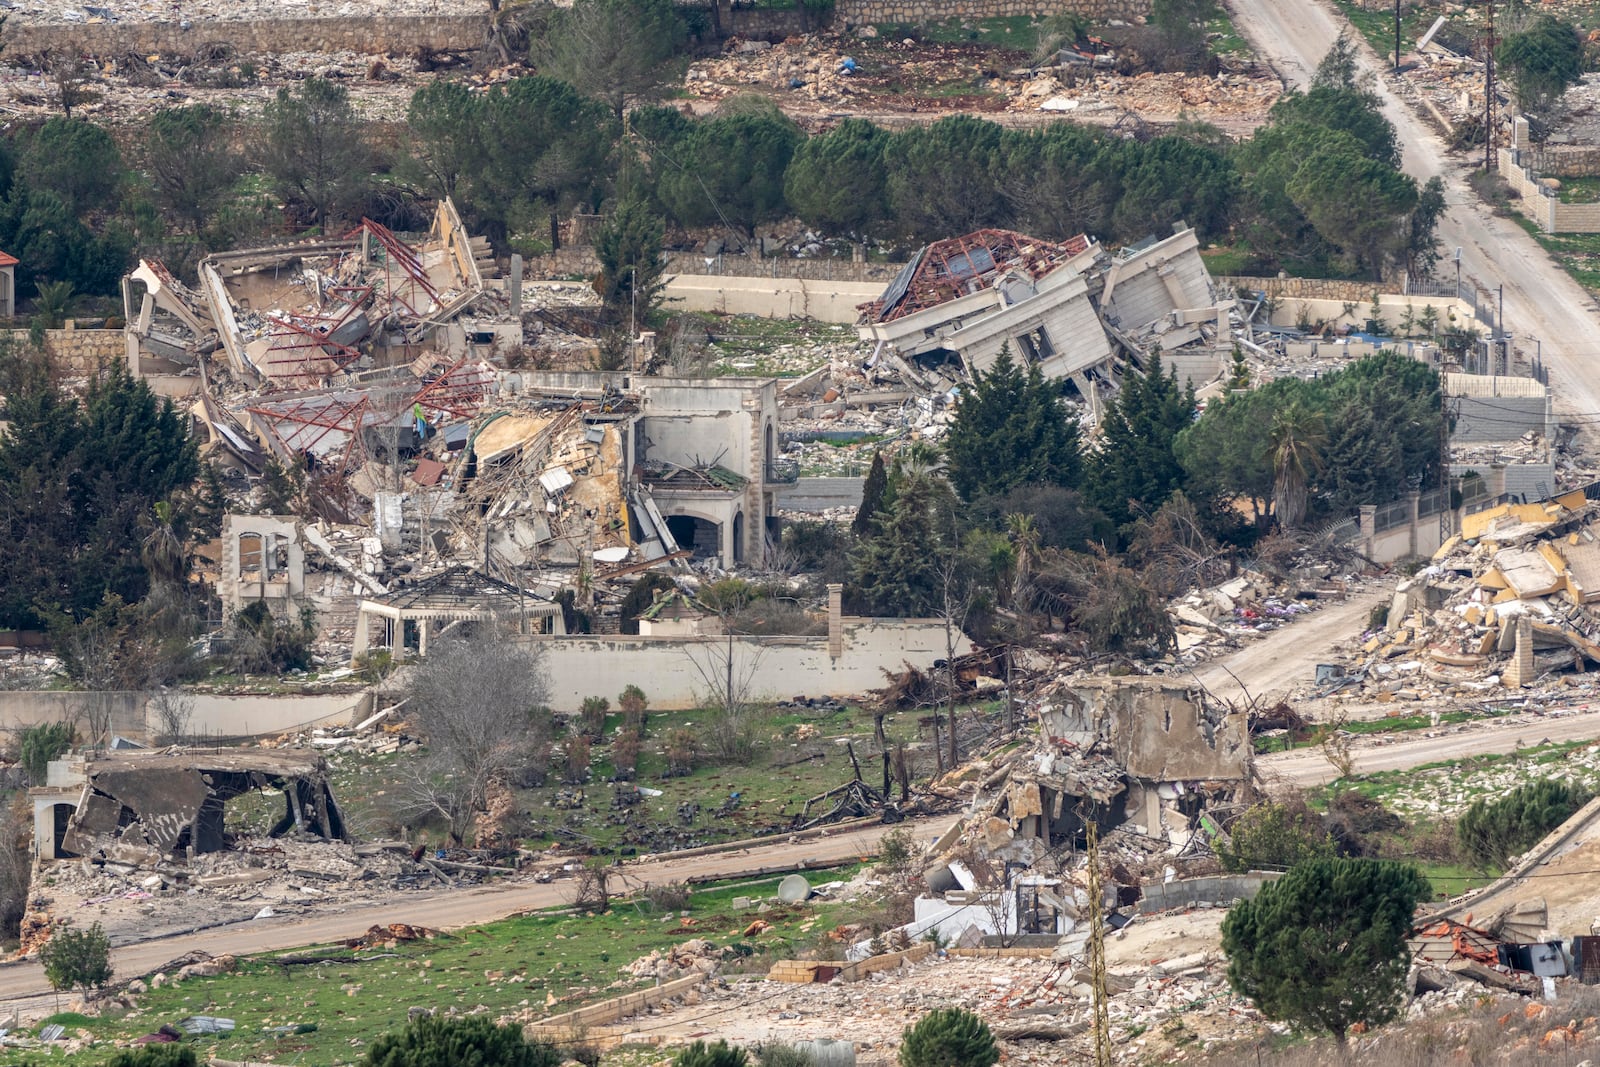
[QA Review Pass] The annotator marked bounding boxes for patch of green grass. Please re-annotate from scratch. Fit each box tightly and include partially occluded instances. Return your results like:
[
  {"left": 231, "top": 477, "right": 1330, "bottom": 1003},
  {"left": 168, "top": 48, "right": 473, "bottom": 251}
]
[
  {"left": 682, "top": 311, "right": 862, "bottom": 379},
  {"left": 890, "top": 15, "right": 1041, "bottom": 51},
  {"left": 58, "top": 871, "right": 857, "bottom": 1066},
  {"left": 1253, "top": 706, "right": 1514, "bottom": 755},
  {"left": 1413, "top": 860, "right": 1499, "bottom": 897},
  {"left": 1317, "top": 739, "right": 1594, "bottom": 808},
  {"left": 1327, "top": 0, "right": 1433, "bottom": 62},
  {"left": 1557, "top": 176, "right": 1600, "bottom": 204},
  {"left": 1205, "top": 9, "right": 1249, "bottom": 57}
]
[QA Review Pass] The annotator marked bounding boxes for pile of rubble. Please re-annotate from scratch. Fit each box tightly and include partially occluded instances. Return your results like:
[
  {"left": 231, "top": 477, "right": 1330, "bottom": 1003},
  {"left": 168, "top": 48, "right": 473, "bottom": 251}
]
[
  {"left": 624, "top": 938, "right": 728, "bottom": 979},
  {"left": 1339, "top": 492, "right": 1600, "bottom": 700}
]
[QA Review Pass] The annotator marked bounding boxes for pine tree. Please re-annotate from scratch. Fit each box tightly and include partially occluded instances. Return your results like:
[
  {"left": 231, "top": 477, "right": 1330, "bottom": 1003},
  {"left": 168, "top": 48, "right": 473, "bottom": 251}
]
[
  {"left": 361, "top": 1013, "right": 562, "bottom": 1067},
  {"left": 944, "top": 346, "right": 1081, "bottom": 502},
  {"left": 1086, "top": 351, "right": 1195, "bottom": 534},
  {"left": 850, "top": 470, "right": 959, "bottom": 617},
  {"left": 1221, "top": 858, "right": 1430, "bottom": 1046},
  {"left": 854, "top": 451, "right": 889, "bottom": 536},
  {"left": 898, "top": 1008, "right": 999, "bottom": 1067}
]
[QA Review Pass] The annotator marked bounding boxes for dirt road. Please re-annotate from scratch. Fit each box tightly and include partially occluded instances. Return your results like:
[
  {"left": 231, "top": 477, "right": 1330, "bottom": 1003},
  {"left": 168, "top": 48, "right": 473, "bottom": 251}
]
[
  {"left": 0, "top": 817, "right": 932, "bottom": 1004},
  {"left": 1226, "top": 0, "right": 1600, "bottom": 448},
  {"left": 1187, "top": 586, "right": 1389, "bottom": 706},
  {"left": 1258, "top": 704, "right": 1600, "bottom": 788}
]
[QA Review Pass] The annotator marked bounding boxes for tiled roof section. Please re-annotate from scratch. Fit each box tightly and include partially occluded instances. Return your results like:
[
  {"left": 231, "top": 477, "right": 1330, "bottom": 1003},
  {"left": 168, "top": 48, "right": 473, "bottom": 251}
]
[{"left": 865, "top": 229, "right": 1092, "bottom": 323}]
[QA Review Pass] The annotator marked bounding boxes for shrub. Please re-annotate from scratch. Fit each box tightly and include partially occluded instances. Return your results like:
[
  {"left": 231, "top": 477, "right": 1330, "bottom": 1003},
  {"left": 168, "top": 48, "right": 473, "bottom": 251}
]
[
  {"left": 620, "top": 684, "right": 649, "bottom": 736},
  {"left": 877, "top": 826, "right": 920, "bottom": 880},
  {"left": 612, "top": 728, "right": 641, "bottom": 779},
  {"left": 564, "top": 735, "right": 592, "bottom": 785},
  {"left": 360, "top": 1013, "right": 562, "bottom": 1067},
  {"left": 39, "top": 921, "right": 113, "bottom": 994},
  {"left": 1217, "top": 801, "right": 1337, "bottom": 873},
  {"left": 1458, "top": 778, "right": 1591, "bottom": 869},
  {"left": 675, "top": 1040, "right": 749, "bottom": 1067},
  {"left": 18, "top": 721, "right": 75, "bottom": 786},
  {"left": 898, "top": 1008, "right": 998, "bottom": 1067},
  {"left": 665, "top": 727, "right": 698, "bottom": 777},
  {"left": 755, "top": 1044, "right": 814, "bottom": 1067},
  {"left": 107, "top": 1047, "right": 200, "bottom": 1067},
  {"left": 580, "top": 696, "right": 609, "bottom": 740},
  {"left": 644, "top": 881, "right": 692, "bottom": 912}
]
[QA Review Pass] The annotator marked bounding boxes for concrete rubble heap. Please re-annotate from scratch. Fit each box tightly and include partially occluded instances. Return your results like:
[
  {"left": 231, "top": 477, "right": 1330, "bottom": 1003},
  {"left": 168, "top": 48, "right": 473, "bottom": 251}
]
[{"left": 1343, "top": 491, "right": 1600, "bottom": 699}]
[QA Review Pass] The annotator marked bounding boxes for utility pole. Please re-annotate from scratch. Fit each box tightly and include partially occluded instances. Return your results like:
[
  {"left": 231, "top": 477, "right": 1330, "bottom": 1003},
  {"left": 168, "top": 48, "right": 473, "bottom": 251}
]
[
  {"left": 1484, "top": 0, "right": 1496, "bottom": 174},
  {"left": 1084, "top": 808, "right": 1112, "bottom": 1067},
  {"left": 1394, "top": 0, "right": 1401, "bottom": 70}
]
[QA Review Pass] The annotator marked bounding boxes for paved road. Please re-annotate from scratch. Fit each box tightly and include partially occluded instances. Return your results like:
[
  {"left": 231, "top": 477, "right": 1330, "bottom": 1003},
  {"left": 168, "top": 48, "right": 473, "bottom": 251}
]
[
  {"left": 0, "top": 818, "right": 930, "bottom": 1004},
  {"left": 1226, "top": 0, "right": 1600, "bottom": 443},
  {"left": 1188, "top": 587, "right": 1390, "bottom": 706}
]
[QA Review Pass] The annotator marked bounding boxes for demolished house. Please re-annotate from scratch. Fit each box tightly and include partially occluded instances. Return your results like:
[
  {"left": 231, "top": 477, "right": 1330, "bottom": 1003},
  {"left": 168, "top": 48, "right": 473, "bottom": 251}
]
[
  {"left": 31, "top": 749, "right": 345, "bottom": 864},
  {"left": 1349, "top": 488, "right": 1600, "bottom": 697},
  {"left": 894, "top": 677, "right": 1251, "bottom": 949},
  {"left": 855, "top": 223, "right": 1232, "bottom": 410}
]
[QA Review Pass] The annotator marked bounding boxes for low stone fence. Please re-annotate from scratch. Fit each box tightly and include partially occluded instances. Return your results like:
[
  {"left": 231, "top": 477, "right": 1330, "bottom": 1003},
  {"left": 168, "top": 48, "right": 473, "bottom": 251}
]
[
  {"left": 834, "top": 0, "right": 1148, "bottom": 27},
  {"left": 2, "top": 15, "right": 487, "bottom": 58},
  {"left": 1135, "top": 872, "right": 1281, "bottom": 914},
  {"left": 525, "top": 973, "right": 704, "bottom": 1041},
  {"left": 769, "top": 941, "right": 934, "bottom": 983}
]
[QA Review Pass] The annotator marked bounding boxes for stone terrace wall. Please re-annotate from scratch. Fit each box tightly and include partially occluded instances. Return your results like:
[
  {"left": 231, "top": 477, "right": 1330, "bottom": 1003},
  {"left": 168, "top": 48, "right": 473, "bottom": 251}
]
[
  {"left": 2, "top": 15, "right": 487, "bottom": 58},
  {"left": 1220, "top": 275, "right": 1386, "bottom": 303},
  {"left": 834, "top": 0, "right": 1149, "bottom": 26},
  {"left": 4, "top": 327, "right": 124, "bottom": 377},
  {"left": 1527, "top": 146, "right": 1600, "bottom": 179},
  {"left": 524, "top": 247, "right": 904, "bottom": 284}
]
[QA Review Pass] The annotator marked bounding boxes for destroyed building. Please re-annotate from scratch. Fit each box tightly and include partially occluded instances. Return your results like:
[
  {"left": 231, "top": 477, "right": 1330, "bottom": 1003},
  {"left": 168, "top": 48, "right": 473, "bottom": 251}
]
[
  {"left": 902, "top": 677, "right": 1251, "bottom": 946},
  {"left": 31, "top": 749, "right": 345, "bottom": 864},
  {"left": 1447, "top": 373, "right": 1557, "bottom": 504},
  {"left": 856, "top": 223, "right": 1231, "bottom": 410}
]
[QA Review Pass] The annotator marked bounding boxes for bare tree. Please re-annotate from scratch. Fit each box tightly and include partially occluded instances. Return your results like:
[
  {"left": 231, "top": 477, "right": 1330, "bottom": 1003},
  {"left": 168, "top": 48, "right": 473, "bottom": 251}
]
[
  {"left": 44, "top": 51, "right": 94, "bottom": 117},
  {"left": 0, "top": 793, "right": 32, "bottom": 941},
  {"left": 403, "top": 629, "right": 552, "bottom": 844},
  {"left": 686, "top": 580, "right": 769, "bottom": 765},
  {"left": 148, "top": 689, "right": 195, "bottom": 746},
  {"left": 935, "top": 554, "right": 977, "bottom": 772},
  {"left": 1317, "top": 711, "right": 1357, "bottom": 783}
]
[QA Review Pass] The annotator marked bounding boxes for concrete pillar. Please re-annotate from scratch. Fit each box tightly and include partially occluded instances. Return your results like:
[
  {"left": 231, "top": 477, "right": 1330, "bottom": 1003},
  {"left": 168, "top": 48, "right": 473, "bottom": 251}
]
[
  {"left": 351, "top": 609, "right": 371, "bottom": 664},
  {"left": 827, "top": 583, "right": 843, "bottom": 660},
  {"left": 509, "top": 254, "right": 523, "bottom": 318},
  {"left": 1407, "top": 490, "right": 1421, "bottom": 558},
  {"left": 1359, "top": 504, "right": 1377, "bottom": 558},
  {"left": 1504, "top": 616, "right": 1535, "bottom": 688},
  {"left": 418, "top": 618, "right": 430, "bottom": 657},
  {"left": 33, "top": 796, "right": 57, "bottom": 860}
]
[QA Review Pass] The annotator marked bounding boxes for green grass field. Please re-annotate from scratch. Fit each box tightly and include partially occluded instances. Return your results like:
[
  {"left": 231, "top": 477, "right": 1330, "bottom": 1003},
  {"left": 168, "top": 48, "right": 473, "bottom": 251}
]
[{"left": 19, "top": 873, "right": 861, "bottom": 1066}]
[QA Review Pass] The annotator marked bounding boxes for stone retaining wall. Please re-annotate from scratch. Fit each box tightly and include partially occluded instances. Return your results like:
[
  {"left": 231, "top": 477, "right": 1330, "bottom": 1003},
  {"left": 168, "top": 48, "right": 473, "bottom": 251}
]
[
  {"left": 834, "top": 0, "right": 1149, "bottom": 27},
  {"left": 1219, "top": 275, "right": 1387, "bottom": 303},
  {"left": 5, "top": 327, "right": 124, "bottom": 377},
  {"left": 1527, "top": 145, "right": 1600, "bottom": 179},
  {"left": 524, "top": 248, "right": 904, "bottom": 285},
  {"left": 2, "top": 15, "right": 487, "bottom": 58},
  {"left": 525, "top": 974, "right": 704, "bottom": 1039}
]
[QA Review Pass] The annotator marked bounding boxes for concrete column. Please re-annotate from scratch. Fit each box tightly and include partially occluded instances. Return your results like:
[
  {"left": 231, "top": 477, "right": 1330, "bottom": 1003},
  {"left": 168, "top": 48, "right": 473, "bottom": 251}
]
[
  {"left": 1407, "top": 491, "right": 1421, "bottom": 558},
  {"left": 1359, "top": 504, "right": 1377, "bottom": 559},
  {"left": 1504, "top": 616, "right": 1535, "bottom": 688},
  {"left": 509, "top": 254, "right": 523, "bottom": 318},
  {"left": 418, "top": 618, "right": 430, "bottom": 657},
  {"left": 32, "top": 796, "right": 57, "bottom": 860},
  {"left": 351, "top": 609, "right": 371, "bottom": 664},
  {"left": 827, "top": 583, "right": 843, "bottom": 660}
]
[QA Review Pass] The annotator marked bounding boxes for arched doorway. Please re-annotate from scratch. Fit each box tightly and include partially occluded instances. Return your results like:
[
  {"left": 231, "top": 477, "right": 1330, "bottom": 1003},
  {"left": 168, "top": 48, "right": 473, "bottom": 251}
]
[{"left": 731, "top": 511, "right": 745, "bottom": 563}]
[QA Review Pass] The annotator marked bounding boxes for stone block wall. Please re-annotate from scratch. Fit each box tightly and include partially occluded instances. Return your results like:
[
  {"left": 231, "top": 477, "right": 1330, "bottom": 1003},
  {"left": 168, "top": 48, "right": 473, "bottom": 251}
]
[
  {"left": 1528, "top": 145, "right": 1600, "bottom": 179},
  {"left": 833, "top": 0, "right": 1149, "bottom": 27},
  {"left": 1220, "top": 275, "right": 1386, "bottom": 304},
  {"left": 4, "top": 327, "right": 124, "bottom": 377},
  {"left": 2, "top": 15, "right": 488, "bottom": 59}
]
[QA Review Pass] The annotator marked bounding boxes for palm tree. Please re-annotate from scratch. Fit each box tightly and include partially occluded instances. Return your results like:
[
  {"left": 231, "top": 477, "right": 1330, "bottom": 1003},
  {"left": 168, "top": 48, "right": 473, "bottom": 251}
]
[
  {"left": 1005, "top": 512, "right": 1040, "bottom": 611},
  {"left": 1267, "top": 403, "right": 1326, "bottom": 530}
]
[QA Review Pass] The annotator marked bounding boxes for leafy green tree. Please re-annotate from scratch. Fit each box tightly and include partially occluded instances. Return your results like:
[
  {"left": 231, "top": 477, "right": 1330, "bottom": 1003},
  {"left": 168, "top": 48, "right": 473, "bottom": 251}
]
[
  {"left": 851, "top": 466, "right": 961, "bottom": 617},
  {"left": 854, "top": 451, "right": 889, "bottom": 536},
  {"left": 1267, "top": 401, "right": 1326, "bottom": 529},
  {"left": 944, "top": 347, "right": 1081, "bottom": 502},
  {"left": 404, "top": 81, "right": 486, "bottom": 201},
  {"left": 784, "top": 118, "right": 892, "bottom": 241},
  {"left": 0, "top": 185, "right": 133, "bottom": 298},
  {"left": 594, "top": 196, "right": 667, "bottom": 321},
  {"left": 1285, "top": 139, "right": 1418, "bottom": 280},
  {"left": 675, "top": 1040, "right": 749, "bottom": 1067},
  {"left": 361, "top": 1013, "right": 563, "bottom": 1067},
  {"left": 480, "top": 76, "right": 617, "bottom": 251},
  {"left": 1270, "top": 85, "right": 1400, "bottom": 168},
  {"left": 898, "top": 1008, "right": 999, "bottom": 1067},
  {"left": 657, "top": 110, "right": 802, "bottom": 239},
  {"left": 1403, "top": 175, "right": 1447, "bottom": 280},
  {"left": 18, "top": 721, "right": 74, "bottom": 786},
  {"left": 1085, "top": 352, "right": 1195, "bottom": 535},
  {"left": 968, "top": 484, "right": 1112, "bottom": 554},
  {"left": 531, "top": 0, "right": 685, "bottom": 121},
  {"left": 1110, "top": 135, "right": 1236, "bottom": 241},
  {"left": 995, "top": 123, "right": 1117, "bottom": 241},
  {"left": 1498, "top": 17, "right": 1584, "bottom": 132},
  {"left": 1149, "top": 0, "right": 1220, "bottom": 68},
  {"left": 1458, "top": 778, "right": 1591, "bottom": 869},
  {"left": 260, "top": 76, "right": 371, "bottom": 228},
  {"left": 1221, "top": 858, "right": 1430, "bottom": 1045},
  {"left": 146, "top": 105, "right": 244, "bottom": 237},
  {"left": 1217, "top": 802, "right": 1337, "bottom": 873},
  {"left": 18, "top": 117, "right": 123, "bottom": 218},
  {"left": 0, "top": 353, "right": 197, "bottom": 630},
  {"left": 40, "top": 921, "right": 113, "bottom": 994},
  {"left": 884, "top": 116, "right": 1006, "bottom": 242}
]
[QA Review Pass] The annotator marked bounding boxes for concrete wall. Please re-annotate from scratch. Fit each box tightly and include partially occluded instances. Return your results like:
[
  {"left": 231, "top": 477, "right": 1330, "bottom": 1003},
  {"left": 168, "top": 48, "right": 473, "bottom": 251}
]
[
  {"left": 1453, "top": 395, "right": 1550, "bottom": 443},
  {"left": 1262, "top": 294, "right": 1478, "bottom": 335},
  {"left": 530, "top": 618, "right": 969, "bottom": 710},
  {"left": 5, "top": 327, "right": 124, "bottom": 376},
  {"left": 2, "top": 15, "right": 487, "bottom": 58},
  {"left": 1222, "top": 275, "right": 1391, "bottom": 303},
  {"left": 1135, "top": 872, "right": 1281, "bottom": 914},
  {"left": 664, "top": 275, "right": 883, "bottom": 324},
  {"left": 0, "top": 690, "right": 366, "bottom": 742}
]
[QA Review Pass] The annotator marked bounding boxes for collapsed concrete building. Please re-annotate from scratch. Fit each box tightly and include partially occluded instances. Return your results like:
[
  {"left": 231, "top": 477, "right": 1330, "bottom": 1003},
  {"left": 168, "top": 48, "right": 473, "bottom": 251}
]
[
  {"left": 31, "top": 749, "right": 345, "bottom": 863},
  {"left": 897, "top": 677, "right": 1251, "bottom": 948},
  {"left": 856, "top": 223, "right": 1231, "bottom": 411}
]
